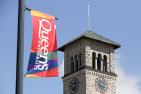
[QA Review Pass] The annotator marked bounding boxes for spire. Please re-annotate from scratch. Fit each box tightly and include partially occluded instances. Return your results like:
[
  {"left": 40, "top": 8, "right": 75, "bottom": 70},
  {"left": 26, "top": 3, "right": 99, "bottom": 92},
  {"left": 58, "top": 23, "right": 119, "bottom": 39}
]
[{"left": 87, "top": 2, "right": 92, "bottom": 30}]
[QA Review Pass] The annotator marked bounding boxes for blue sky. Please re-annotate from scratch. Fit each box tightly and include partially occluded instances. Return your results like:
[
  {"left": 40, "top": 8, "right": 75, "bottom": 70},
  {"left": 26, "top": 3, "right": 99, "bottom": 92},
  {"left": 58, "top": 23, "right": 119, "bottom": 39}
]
[{"left": 0, "top": 0, "right": 141, "bottom": 94}]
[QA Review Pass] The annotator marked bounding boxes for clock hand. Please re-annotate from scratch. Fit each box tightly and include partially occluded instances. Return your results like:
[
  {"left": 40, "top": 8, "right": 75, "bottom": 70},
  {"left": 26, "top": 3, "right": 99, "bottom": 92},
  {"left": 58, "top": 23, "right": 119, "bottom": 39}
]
[{"left": 99, "top": 83, "right": 106, "bottom": 89}]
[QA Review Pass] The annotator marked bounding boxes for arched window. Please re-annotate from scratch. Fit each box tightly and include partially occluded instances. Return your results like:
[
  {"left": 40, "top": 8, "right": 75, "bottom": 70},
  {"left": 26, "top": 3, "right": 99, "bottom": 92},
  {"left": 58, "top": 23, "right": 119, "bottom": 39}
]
[
  {"left": 97, "top": 54, "right": 102, "bottom": 71},
  {"left": 70, "top": 57, "right": 74, "bottom": 73},
  {"left": 75, "top": 55, "right": 79, "bottom": 71},
  {"left": 79, "top": 53, "right": 81, "bottom": 68},
  {"left": 92, "top": 52, "right": 96, "bottom": 69},
  {"left": 103, "top": 55, "right": 107, "bottom": 72}
]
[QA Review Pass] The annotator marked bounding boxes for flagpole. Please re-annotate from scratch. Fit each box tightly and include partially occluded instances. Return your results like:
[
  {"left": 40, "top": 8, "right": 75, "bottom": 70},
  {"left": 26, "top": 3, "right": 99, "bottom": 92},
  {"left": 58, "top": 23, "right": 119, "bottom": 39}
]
[
  {"left": 15, "top": 0, "right": 24, "bottom": 94},
  {"left": 87, "top": 2, "right": 92, "bottom": 30}
]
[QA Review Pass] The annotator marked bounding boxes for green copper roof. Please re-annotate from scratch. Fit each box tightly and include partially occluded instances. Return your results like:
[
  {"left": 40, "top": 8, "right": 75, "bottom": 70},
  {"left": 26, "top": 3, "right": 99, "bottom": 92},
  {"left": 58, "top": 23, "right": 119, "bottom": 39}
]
[{"left": 58, "top": 31, "right": 121, "bottom": 51}]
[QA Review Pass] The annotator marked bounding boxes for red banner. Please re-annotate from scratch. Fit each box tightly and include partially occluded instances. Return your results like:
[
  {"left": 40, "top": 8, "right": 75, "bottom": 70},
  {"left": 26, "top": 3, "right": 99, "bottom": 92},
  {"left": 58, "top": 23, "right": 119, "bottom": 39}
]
[{"left": 25, "top": 10, "right": 58, "bottom": 77}]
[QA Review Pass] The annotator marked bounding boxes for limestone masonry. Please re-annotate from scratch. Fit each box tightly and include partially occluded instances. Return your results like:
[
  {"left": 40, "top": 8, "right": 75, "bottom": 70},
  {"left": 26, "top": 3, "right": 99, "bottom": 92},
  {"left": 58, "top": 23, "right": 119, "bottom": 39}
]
[{"left": 58, "top": 31, "right": 120, "bottom": 94}]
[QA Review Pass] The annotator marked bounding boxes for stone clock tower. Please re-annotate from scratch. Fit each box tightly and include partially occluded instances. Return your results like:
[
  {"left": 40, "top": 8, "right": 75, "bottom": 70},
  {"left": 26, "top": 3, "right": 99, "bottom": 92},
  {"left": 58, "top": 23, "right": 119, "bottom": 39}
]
[{"left": 58, "top": 31, "right": 120, "bottom": 94}]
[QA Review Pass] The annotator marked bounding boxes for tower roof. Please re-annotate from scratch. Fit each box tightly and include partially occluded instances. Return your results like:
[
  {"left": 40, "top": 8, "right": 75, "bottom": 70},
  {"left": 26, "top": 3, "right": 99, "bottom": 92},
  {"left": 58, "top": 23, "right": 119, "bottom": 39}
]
[{"left": 58, "top": 31, "right": 121, "bottom": 51}]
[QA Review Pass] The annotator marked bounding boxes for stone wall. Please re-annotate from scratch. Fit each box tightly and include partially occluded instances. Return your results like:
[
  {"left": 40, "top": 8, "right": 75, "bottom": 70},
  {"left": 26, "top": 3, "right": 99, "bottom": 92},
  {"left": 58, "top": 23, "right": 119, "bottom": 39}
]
[
  {"left": 85, "top": 70, "right": 116, "bottom": 94},
  {"left": 84, "top": 39, "right": 115, "bottom": 73},
  {"left": 63, "top": 69, "right": 86, "bottom": 94},
  {"left": 64, "top": 38, "right": 86, "bottom": 75},
  {"left": 62, "top": 38, "right": 117, "bottom": 94}
]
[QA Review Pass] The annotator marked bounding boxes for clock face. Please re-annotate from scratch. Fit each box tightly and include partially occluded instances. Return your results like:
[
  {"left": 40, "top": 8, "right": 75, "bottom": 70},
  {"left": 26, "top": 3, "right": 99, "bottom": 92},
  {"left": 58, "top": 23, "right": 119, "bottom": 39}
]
[
  {"left": 69, "top": 78, "right": 79, "bottom": 94},
  {"left": 95, "top": 77, "right": 108, "bottom": 93}
]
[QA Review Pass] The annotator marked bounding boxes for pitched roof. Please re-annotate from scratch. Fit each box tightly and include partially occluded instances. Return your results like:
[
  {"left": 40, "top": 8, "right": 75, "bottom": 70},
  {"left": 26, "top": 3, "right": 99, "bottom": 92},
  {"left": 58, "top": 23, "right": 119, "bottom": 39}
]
[{"left": 58, "top": 31, "right": 121, "bottom": 51}]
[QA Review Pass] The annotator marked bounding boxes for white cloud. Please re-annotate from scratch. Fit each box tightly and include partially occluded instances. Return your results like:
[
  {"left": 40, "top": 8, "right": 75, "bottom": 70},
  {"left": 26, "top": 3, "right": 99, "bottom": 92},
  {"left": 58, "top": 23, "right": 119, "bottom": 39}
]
[{"left": 116, "top": 54, "right": 141, "bottom": 94}]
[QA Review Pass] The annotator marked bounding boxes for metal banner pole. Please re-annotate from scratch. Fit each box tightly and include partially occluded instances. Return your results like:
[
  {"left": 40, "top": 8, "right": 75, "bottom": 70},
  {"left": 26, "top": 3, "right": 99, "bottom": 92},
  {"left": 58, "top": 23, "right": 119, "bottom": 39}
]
[{"left": 15, "top": 0, "right": 24, "bottom": 94}]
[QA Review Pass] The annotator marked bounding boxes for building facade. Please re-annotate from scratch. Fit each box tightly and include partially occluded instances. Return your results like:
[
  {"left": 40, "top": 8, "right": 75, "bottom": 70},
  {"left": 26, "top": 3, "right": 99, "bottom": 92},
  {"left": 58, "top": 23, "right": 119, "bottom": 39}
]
[{"left": 58, "top": 31, "right": 120, "bottom": 94}]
